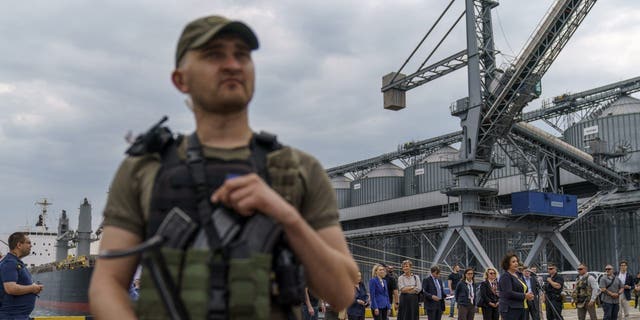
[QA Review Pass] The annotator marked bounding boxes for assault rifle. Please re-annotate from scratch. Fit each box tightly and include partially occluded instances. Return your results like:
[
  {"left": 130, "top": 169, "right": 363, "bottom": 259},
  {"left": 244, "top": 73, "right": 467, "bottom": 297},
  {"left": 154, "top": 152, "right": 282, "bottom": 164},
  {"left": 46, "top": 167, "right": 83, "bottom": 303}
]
[{"left": 126, "top": 116, "right": 174, "bottom": 156}]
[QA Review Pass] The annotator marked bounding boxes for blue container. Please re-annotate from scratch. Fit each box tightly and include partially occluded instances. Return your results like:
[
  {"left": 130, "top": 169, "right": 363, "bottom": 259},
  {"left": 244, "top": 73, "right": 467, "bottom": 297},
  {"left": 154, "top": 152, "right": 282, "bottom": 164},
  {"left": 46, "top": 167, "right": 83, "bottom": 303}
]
[{"left": 511, "top": 191, "right": 577, "bottom": 217}]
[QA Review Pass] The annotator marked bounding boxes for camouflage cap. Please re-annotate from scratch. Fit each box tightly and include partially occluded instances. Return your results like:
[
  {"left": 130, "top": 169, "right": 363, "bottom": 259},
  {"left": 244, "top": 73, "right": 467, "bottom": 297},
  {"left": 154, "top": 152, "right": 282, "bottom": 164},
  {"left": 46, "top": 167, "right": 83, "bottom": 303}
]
[{"left": 175, "top": 15, "right": 259, "bottom": 67}]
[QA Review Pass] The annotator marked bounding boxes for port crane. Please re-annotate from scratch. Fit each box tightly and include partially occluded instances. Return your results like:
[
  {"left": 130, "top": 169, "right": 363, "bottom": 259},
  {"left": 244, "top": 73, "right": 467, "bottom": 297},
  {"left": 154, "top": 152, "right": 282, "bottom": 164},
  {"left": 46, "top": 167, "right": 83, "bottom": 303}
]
[{"left": 379, "top": 0, "right": 605, "bottom": 269}]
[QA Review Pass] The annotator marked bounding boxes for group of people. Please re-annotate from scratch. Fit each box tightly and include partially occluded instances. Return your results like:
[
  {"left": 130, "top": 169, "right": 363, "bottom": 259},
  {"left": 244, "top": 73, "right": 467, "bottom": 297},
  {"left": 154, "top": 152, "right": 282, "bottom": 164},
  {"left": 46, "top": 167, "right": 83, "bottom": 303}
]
[{"left": 323, "top": 255, "right": 640, "bottom": 320}]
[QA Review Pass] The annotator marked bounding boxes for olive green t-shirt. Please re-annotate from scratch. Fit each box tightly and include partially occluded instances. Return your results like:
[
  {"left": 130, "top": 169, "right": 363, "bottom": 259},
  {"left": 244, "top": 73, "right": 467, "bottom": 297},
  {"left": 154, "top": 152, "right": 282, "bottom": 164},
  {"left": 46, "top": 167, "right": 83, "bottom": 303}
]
[{"left": 102, "top": 138, "right": 340, "bottom": 237}]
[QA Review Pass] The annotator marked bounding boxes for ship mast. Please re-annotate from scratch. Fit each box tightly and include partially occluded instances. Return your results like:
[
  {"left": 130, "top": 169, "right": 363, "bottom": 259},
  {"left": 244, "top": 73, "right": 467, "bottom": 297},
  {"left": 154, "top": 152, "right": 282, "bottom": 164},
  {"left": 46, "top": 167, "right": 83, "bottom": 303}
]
[{"left": 35, "top": 198, "right": 52, "bottom": 230}]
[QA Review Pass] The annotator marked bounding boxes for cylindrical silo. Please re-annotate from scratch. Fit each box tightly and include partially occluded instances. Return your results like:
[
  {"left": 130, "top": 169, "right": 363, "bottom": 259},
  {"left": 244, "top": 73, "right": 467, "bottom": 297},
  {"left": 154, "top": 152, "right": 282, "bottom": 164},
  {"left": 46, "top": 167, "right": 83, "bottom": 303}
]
[
  {"left": 331, "top": 175, "right": 352, "bottom": 209},
  {"left": 350, "top": 163, "right": 404, "bottom": 206},
  {"left": 405, "top": 146, "right": 458, "bottom": 195},
  {"left": 564, "top": 95, "right": 640, "bottom": 173}
]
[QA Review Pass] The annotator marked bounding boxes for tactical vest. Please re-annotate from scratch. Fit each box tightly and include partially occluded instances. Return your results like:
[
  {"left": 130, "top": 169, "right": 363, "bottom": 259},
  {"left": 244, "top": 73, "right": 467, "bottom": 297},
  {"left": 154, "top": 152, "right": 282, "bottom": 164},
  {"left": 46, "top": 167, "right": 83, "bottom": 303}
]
[
  {"left": 572, "top": 275, "right": 592, "bottom": 304},
  {"left": 131, "top": 126, "right": 304, "bottom": 320}
]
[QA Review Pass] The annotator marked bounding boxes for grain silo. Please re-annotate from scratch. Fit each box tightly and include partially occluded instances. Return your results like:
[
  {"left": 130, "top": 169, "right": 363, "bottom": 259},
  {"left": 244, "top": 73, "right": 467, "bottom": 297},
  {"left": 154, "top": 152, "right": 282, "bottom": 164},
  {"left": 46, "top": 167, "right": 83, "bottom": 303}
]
[
  {"left": 404, "top": 146, "right": 458, "bottom": 195},
  {"left": 350, "top": 163, "right": 404, "bottom": 206},
  {"left": 564, "top": 95, "right": 640, "bottom": 173},
  {"left": 331, "top": 175, "right": 352, "bottom": 209}
]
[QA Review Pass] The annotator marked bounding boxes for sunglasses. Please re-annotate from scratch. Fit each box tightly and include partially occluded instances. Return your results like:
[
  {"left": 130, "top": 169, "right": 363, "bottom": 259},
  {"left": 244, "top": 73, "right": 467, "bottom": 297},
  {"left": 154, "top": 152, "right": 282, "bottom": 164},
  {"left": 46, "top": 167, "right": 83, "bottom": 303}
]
[
  {"left": 577, "top": 267, "right": 584, "bottom": 270},
  {"left": 605, "top": 268, "right": 612, "bottom": 270}
]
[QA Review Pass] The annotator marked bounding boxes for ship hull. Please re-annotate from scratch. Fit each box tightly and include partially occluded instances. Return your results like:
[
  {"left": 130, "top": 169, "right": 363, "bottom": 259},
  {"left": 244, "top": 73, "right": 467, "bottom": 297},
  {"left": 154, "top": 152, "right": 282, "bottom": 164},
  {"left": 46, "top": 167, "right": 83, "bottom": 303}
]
[{"left": 32, "top": 267, "right": 93, "bottom": 316}]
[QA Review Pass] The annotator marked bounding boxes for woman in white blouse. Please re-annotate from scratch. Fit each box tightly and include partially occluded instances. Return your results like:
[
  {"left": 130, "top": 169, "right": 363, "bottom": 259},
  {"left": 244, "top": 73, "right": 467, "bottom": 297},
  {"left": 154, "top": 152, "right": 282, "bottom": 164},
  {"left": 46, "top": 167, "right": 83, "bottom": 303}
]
[{"left": 397, "top": 260, "right": 421, "bottom": 320}]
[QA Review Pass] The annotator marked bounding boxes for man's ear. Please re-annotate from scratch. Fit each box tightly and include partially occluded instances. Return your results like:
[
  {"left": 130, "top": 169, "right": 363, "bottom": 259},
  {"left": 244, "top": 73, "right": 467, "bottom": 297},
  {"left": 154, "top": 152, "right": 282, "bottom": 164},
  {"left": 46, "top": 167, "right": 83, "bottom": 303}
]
[{"left": 172, "top": 69, "right": 189, "bottom": 93}]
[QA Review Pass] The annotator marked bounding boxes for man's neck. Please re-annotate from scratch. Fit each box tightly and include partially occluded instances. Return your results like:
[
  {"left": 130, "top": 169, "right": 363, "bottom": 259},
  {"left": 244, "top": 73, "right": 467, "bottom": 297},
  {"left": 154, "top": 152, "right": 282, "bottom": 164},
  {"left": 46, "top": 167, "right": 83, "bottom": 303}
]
[
  {"left": 194, "top": 109, "right": 252, "bottom": 148},
  {"left": 9, "top": 251, "right": 21, "bottom": 259}
]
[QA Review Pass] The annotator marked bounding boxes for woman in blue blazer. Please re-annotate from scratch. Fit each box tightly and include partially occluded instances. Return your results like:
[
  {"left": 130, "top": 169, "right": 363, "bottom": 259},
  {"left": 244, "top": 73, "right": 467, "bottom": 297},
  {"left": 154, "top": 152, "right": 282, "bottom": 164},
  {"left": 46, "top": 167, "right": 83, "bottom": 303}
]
[
  {"left": 498, "top": 254, "right": 534, "bottom": 320},
  {"left": 369, "top": 264, "right": 391, "bottom": 320}
]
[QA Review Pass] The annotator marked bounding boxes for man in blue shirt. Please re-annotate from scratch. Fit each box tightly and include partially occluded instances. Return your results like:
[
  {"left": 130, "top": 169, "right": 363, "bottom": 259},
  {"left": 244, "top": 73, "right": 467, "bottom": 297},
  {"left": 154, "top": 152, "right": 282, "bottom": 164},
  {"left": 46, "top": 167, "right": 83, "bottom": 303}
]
[{"left": 0, "top": 232, "right": 44, "bottom": 320}]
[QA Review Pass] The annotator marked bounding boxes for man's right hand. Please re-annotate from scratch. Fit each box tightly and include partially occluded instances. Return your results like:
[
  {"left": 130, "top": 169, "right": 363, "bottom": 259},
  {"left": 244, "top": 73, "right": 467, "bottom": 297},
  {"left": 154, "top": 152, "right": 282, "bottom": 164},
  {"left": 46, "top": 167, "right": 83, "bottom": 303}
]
[
  {"left": 32, "top": 284, "right": 44, "bottom": 294},
  {"left": 307, "top": 306, "right": 315, "bottom": 316},
  {"left": 432, "top": 295, "right": 441, "bottom": 301}
]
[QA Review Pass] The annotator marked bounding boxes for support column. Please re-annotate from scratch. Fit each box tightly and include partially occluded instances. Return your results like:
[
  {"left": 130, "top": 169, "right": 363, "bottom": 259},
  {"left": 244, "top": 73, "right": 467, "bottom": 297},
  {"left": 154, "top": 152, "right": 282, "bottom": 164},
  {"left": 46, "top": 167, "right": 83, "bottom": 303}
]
[
  {"left": 524, "top": 233, "right": 550, "bottom": 267},
  {"left": 433, "top": 228, "right": 456, "bottom": 266},
  {"left": 549, "top": 231, "right": 580, "bottom": 269},
  {"left": 458, "top": 227, "right": 495, "bottom": 270}
]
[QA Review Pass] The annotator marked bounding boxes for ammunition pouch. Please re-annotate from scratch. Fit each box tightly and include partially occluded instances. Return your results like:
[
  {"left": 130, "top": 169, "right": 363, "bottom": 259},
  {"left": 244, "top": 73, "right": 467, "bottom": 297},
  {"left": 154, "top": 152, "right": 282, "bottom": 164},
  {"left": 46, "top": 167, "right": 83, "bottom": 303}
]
[
  {"left": 137, "top": 248, "right": 184, "bottom": 320},
  {"left": 228, "top": 253, "right": 272, "bottom": 320}
]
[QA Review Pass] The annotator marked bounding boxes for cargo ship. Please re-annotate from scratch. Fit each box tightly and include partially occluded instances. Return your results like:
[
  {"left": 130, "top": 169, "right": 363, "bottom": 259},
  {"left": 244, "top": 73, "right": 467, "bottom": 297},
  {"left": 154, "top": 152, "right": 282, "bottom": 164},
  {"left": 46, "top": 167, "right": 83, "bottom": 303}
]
[{"left": 1, "top": 198, "right": 99, "bottom": 316}]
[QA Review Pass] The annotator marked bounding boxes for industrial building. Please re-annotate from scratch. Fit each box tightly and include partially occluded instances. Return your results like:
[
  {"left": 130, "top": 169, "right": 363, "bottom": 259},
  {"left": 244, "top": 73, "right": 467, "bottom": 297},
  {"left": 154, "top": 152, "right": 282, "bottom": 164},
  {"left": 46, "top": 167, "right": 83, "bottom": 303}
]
[{"left": 328, "top": 0, "right": 640, "bottom": 280}]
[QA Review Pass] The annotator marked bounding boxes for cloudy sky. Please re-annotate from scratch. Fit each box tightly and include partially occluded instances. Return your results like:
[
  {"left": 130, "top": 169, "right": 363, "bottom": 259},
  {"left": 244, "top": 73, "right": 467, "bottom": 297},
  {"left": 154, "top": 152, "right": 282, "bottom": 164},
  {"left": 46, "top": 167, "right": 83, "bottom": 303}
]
[{"left": 0, "top": 0, "right": 638, "bottom": 244}]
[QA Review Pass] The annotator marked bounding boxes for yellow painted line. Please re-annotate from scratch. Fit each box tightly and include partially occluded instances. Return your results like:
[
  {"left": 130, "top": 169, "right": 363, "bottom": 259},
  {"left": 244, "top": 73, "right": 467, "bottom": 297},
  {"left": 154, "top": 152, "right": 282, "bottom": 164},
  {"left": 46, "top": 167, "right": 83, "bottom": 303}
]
[{"left": 32, "top": 317, "right": 89, "bottom": 320}]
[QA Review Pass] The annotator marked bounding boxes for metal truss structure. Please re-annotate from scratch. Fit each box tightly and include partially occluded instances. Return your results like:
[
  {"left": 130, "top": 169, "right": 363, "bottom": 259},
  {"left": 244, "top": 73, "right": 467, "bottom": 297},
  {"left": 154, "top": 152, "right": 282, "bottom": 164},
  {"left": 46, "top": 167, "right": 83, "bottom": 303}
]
[
  {"left": 520, "top": 76, "right": 640, "bottom": 133},
  {"left": 326, "top": 131, "right": 462, "bottom": 179},
  {"left": 374, "top": 0, "right": 605, "bottom": 270}
]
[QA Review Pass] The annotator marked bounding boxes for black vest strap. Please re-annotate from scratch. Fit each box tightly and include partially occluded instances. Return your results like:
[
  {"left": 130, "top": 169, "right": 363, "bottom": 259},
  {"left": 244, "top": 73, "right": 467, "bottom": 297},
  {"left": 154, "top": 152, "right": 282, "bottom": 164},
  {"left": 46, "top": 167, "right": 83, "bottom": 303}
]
[
  {"left": 183, "top": 131, "right": 283, "bottom": 320},
  {"left": 185, "top": 133, "right": 223, "bottom": 247}
]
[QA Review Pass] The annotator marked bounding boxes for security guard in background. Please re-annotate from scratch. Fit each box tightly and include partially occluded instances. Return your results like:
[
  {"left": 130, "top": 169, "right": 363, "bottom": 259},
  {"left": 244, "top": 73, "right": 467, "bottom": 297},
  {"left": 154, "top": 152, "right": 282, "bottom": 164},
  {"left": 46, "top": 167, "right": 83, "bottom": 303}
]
[{"left": 88, "top": 14, "right": 358, "bottom": 320}]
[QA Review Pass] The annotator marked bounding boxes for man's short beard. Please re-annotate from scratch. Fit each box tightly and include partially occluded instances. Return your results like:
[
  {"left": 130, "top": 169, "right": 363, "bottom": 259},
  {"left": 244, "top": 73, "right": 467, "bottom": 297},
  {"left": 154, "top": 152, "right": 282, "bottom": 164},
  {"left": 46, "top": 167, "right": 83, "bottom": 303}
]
[{"left": 195, "top": 96, "right": 249, "bottom": 114}]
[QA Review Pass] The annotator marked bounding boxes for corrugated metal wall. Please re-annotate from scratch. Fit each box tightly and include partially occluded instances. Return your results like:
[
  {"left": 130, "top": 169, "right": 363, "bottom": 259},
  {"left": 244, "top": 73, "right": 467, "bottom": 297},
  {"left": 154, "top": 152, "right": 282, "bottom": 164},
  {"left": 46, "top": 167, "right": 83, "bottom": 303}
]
[
  {"left": 568, "top": 209, "right": 640, "bottom": 272},
  {"left": 335, "top": 188, "right": 350, "bottom": 209},
  {"left": 404, "top": 162, "right": 454, "bottom": 195},
  {"left": 350, "top": 177, "right": 404, "bottom": 206}
]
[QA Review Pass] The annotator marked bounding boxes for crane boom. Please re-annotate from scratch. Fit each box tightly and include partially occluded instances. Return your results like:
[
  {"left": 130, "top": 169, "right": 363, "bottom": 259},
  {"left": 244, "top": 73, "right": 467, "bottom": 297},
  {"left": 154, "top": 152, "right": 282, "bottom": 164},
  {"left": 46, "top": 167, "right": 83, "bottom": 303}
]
[{"left": 476, "top": 0, "right": 598, "bottom": 159}]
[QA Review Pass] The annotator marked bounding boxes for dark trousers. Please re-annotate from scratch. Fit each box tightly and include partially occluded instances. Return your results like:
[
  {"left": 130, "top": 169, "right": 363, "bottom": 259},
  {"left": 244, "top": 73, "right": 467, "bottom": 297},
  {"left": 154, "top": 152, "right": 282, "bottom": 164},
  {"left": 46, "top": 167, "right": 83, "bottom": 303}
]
[
  {"left": 502, "top": 307, "right": 526, "bottom": 320},
  {"left": 546, "top": 299, "right": 563, "bottom": 320},
  {"left": 457, "top": 304, "right": 475, "bottom": 320},
  {"left": 348, "top": 315, "right": 365, "bottom": 320},
  {"left": 481, "top": 306, "right": 499, "bottom": 320},
  {"left": 398, "top": 293, "right": 420, "bottom": 320},
  {"left": 427, "top": 308, "right": 444, "bottom": 320},
  {"left": 525, "top": 304, "right": 540, "bottom": 320},
  {"left": 372, "top": 307, "right": 389, "bottom": 320},
  {"left": 602, "top": 302, "right": 620, "bottom": 320}
]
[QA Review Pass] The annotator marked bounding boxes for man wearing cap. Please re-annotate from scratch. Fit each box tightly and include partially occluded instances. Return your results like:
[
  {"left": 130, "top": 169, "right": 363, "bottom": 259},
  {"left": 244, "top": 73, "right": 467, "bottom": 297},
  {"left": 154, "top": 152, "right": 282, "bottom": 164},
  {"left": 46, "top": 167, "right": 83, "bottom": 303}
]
[{"left": 89, "top": 14, "right": 358, "bottom": 319}]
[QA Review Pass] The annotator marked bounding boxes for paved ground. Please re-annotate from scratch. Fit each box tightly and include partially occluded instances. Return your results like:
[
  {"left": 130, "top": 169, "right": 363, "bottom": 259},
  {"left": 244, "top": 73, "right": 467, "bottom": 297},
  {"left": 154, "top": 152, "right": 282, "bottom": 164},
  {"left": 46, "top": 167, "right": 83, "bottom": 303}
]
[{"left": 383, "top": 305, "right": 640, "bottom": 320}]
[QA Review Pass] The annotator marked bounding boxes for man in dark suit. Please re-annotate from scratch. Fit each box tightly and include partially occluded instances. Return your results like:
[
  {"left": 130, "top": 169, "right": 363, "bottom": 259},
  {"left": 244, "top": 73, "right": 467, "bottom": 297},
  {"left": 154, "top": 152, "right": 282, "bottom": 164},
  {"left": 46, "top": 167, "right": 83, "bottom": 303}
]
[
  {"left": 423, "top": 265, "right": 446, "bottom": 320},
  {"left": 522, "top": 267, "right": 540, "bottom": 320}
]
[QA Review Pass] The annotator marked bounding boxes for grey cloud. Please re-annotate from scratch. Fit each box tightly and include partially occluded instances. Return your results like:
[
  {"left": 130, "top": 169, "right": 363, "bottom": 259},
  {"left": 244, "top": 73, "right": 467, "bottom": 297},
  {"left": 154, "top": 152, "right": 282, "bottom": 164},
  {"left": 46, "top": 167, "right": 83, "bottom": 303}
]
[{"left": 0, "top": 0, "right": 638, "bottom": 237}]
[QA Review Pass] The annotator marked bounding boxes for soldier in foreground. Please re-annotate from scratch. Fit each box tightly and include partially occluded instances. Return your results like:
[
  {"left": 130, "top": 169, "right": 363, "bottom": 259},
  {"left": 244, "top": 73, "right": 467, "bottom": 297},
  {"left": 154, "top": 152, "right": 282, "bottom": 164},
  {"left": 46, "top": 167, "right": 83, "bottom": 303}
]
[{"left": 89, "top": 14, "right": 358, "bottom": 319}]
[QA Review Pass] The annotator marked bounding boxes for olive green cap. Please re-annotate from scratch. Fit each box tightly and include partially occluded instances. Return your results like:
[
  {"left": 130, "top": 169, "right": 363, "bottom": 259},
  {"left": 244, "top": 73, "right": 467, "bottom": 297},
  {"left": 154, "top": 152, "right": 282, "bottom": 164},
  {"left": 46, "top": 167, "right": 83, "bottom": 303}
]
[{"left": 175, "top": 15, "right": 259, "bottom": 67}]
